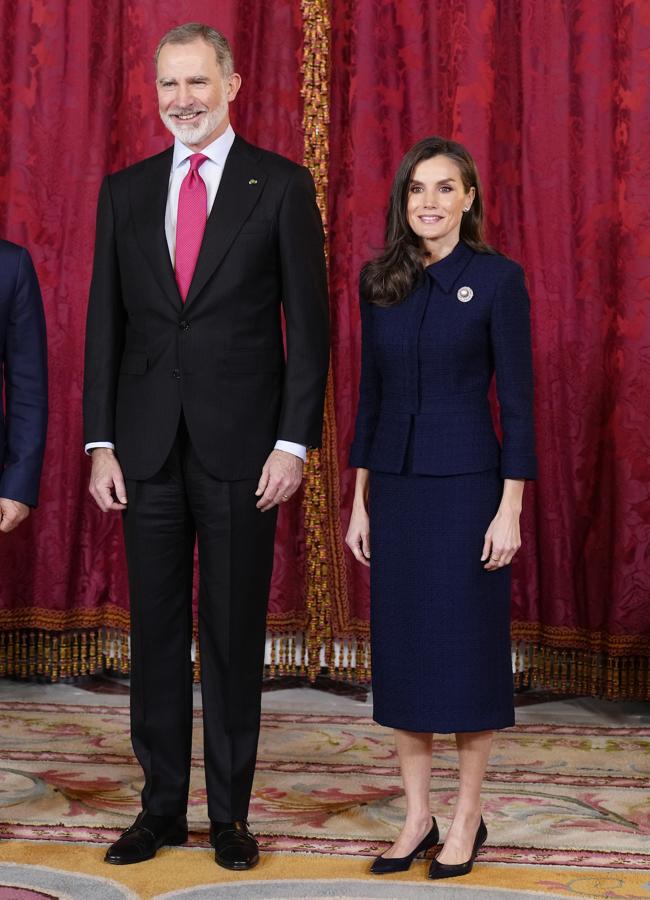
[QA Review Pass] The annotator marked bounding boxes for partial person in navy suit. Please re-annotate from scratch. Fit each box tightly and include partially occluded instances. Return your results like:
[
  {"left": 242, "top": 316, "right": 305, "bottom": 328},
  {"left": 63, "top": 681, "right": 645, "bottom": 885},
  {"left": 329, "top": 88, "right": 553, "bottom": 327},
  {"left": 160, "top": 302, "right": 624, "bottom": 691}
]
[
  {"left": 346, "top": 137, "right": 537, "bottom": 881},
  {"left": 0, "top": 240, "right": 48, "bottom": 530}
]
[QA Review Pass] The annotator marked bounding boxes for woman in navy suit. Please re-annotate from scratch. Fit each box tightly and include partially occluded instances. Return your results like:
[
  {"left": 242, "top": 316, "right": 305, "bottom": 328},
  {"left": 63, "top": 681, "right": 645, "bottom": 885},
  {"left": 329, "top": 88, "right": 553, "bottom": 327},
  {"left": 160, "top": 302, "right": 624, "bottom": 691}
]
[{"left": 346, "top": 137, "right": 536, "bottom": 880}]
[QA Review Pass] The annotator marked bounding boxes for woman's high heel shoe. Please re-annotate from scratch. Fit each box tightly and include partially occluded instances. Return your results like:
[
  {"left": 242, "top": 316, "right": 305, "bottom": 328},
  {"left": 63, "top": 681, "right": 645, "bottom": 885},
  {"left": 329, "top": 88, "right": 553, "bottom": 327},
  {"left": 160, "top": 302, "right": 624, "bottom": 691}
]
[
  {"left": 428, "top": 816, "right": 487, "bottom": 879},
  {"left": 370, "top": 817, "right": 439, "bottom": 875}
]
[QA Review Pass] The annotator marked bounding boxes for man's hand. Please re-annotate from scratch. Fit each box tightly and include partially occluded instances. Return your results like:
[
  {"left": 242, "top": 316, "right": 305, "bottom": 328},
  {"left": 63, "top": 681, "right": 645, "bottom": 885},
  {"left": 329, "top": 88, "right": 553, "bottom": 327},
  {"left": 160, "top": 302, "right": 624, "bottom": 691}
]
[
  {"left": 255, "top": 449, "right": 303, "bottom": 511},
  {"left": 0, "top": 499, "right": 30, "bottom": 533},
  {"left": 89, "top": 448, "right": 128, "bottom": 512}
]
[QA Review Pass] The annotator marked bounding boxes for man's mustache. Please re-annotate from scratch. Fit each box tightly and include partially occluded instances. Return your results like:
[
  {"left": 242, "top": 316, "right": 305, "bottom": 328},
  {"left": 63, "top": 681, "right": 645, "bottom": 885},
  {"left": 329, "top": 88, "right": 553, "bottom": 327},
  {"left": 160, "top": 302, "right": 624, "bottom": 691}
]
[{"left": 165, "top": 105, "right": 209, "bottom": 117}]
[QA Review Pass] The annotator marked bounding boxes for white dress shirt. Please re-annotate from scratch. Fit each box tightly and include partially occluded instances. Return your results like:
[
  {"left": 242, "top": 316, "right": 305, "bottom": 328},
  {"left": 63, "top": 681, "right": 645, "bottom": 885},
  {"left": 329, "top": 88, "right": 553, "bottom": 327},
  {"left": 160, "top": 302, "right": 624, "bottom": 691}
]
[{"left": 86, "top": 124, "right": 306, "bottom": 462}]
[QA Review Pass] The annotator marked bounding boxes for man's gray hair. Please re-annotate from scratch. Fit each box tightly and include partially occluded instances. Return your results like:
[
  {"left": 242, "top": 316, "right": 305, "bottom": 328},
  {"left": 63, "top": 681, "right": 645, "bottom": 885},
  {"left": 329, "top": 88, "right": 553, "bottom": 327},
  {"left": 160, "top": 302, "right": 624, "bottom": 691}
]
[{"left": 155, "top": 23, "right": 234, "bottom": 76}]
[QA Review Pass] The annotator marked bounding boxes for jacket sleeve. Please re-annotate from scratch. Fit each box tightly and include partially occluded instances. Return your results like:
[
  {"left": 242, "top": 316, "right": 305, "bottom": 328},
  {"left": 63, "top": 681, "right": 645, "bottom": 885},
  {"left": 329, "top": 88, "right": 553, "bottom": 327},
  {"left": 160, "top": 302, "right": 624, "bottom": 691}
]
[
  {"left": 0, "top": 249, "right": 48, "bottom": 507},
  {"left": 490, "top": 263, "right": 537, "bottom": 480},
  {"left": 83, "top": 176, "right": 126, "bottom": 447},
  {"left": 349, "top": 284, "right": 381, "bottom": 468},
  {"left": 276, "top": 166, "right": 330, "bottom": 448}
]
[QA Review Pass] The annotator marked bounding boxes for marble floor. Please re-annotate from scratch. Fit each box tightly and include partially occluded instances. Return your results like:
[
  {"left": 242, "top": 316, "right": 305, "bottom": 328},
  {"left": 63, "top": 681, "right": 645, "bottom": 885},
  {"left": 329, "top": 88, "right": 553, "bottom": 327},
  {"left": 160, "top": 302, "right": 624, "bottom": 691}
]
[{"left": 0, "top": 675, "right": 648, "bottom": 727}]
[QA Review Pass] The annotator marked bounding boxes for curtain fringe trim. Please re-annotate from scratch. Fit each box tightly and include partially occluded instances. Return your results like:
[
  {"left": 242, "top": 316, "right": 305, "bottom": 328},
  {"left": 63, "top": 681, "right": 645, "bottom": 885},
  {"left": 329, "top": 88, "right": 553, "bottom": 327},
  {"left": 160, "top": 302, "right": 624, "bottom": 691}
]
[
  {"left": 513, "top": 640, "right": 650, "bottom": 700},
  {"left": 0, "top": 627, "right": 130, "bottom": 681},
  {"left": 3, "top": 628, "right": 648, "bottom": 698},
  {"left": 265, "top": 632, "right": 371, "bottom": 682}
]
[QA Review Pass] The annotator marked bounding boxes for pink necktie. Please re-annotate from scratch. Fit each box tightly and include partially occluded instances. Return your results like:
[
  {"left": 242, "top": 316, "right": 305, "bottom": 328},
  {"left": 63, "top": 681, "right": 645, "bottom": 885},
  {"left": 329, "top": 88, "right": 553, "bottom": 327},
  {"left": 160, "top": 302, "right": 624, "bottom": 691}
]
[{"left": 175, "top": 153, "right": 208, "bottom": 302}]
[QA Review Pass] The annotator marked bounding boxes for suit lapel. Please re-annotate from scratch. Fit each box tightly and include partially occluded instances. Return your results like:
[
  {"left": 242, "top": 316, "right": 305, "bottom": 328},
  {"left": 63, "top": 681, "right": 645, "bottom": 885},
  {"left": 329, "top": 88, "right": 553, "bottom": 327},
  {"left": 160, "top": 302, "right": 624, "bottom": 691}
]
[
  {"left": 129, "top": 147, "right": 181, "bottom": 310},
  {"left": 184, "top": 137, "right": 266, "bottom": 308}
]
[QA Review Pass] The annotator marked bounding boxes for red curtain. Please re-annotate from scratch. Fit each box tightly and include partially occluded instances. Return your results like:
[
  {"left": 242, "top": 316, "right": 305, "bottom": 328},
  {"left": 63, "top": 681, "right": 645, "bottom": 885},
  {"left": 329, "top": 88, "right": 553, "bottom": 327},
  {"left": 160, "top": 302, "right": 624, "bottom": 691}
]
[
  {"left": 1, "top": 0, "right": 649, "bottom": 697},
  {"left": 0, "top": 0, "right": 307, "bottom": 677},
  {"left": 329, "top": 0, "right": 650, "bottom": 697}
]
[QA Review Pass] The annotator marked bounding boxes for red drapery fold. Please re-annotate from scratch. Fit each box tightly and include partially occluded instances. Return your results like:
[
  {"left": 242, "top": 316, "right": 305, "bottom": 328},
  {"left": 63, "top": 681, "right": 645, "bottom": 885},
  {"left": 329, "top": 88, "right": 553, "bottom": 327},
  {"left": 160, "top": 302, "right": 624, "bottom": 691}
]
[
  {"left": 1, "top": 0, "right": 649, "bottom": 697},
  {"left": 0, "top": 0, "right": 308, "bottom": 677},
  {"left": 328, "top": 0, "right": 650, "bottom": 696}
]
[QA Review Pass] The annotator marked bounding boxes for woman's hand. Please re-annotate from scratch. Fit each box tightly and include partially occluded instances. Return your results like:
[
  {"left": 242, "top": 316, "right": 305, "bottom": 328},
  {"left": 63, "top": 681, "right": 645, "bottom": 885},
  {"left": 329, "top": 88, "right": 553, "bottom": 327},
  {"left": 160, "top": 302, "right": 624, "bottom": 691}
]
[
  {"left": 346, "top": 468, "right": 371, "bottom": 566},
  {"left": 481, "top": 478, "right": 525, "bottom": 571},
  {"left": 346, "top": 502, "right": 371, "bottom": 566}
]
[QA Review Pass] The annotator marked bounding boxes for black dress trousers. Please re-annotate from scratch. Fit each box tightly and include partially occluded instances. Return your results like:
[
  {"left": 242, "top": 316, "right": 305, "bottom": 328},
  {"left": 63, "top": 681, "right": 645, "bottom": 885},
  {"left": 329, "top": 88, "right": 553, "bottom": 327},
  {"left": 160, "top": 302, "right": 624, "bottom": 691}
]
[{"left": 122, "top": 417, "right": 277, "bottom": 821}]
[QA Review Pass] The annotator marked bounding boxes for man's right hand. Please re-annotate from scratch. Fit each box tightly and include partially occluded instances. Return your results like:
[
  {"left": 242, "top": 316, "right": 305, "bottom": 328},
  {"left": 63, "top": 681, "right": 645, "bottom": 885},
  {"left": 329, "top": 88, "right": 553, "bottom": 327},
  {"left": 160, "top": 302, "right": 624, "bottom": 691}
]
[
  {"left": 89, "top": 448, "right": 128, "bottom": 512},
  {"left": 0, "top": 499, "right": 30, "bottom": 533}
]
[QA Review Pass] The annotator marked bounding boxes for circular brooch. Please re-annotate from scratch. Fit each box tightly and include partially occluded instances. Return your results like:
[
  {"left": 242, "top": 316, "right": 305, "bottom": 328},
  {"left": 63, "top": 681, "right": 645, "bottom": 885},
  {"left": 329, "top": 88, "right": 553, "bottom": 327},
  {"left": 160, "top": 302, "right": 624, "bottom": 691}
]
[{"left": 457, "top": 286, "right": 474, "bottom": 303}]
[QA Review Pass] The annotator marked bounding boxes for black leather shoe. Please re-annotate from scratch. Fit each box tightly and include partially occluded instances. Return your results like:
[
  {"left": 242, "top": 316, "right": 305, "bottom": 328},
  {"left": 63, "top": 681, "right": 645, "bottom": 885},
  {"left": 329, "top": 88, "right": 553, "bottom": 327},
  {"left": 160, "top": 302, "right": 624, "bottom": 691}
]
[
  {"left": 105, "top": 811, "right": 188, "bottom": 865},
  {"left": 370, "top": 817, "right": 439, "bottom": 874},
  {"left": 210, "top": 820, "right": 259, "bottom": 870},
  {"left": 428, "top": 816, "right": 487, "bottom": 879}
]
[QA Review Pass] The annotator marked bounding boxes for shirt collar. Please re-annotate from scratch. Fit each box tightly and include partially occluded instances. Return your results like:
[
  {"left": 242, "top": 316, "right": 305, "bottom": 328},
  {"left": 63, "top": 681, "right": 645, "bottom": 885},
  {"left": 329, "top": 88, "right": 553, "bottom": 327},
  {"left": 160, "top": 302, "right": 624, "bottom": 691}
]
[
  {"left": 172, "top": 123, "right": 236, "bottom": 172},
  {"left": 425, "top": 240, "right": 474, "bottom": 293}
]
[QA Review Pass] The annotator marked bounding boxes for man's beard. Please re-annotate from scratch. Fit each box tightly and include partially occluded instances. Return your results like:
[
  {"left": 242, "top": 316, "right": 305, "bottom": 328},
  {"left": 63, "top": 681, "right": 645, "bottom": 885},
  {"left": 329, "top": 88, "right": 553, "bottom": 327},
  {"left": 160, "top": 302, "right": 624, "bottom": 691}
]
[{"left": 160, "top": 98, "right": 228, "bottom": 146}]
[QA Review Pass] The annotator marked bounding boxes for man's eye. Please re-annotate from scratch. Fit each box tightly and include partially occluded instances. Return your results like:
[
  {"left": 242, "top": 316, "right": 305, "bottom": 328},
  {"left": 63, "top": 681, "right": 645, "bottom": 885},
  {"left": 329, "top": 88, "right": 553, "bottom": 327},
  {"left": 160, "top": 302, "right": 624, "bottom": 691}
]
[{"left": 439, "top": 186, "right": 452, "bottom": 192}]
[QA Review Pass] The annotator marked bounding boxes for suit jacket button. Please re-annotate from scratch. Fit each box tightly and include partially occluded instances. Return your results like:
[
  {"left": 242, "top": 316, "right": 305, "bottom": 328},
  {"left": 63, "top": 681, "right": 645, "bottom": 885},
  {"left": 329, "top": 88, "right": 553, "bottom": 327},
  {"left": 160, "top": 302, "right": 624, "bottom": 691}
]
[
  {"left": 172, "top": 368, "right": 180, "bottom": 379},
  {"left": 178, "top": 319, "right": 190, "bottom": 331}
]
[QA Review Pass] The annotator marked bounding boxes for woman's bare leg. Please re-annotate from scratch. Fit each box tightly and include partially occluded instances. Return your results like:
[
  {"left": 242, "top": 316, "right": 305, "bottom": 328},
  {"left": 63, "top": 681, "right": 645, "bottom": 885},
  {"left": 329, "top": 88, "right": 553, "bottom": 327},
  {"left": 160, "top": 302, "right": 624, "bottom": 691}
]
[
  {"left": 382, "top": 729, "right": 434, "bottom": 857},
  {"left": 435, "top": 729, "right": 493, "bottom": 865}
]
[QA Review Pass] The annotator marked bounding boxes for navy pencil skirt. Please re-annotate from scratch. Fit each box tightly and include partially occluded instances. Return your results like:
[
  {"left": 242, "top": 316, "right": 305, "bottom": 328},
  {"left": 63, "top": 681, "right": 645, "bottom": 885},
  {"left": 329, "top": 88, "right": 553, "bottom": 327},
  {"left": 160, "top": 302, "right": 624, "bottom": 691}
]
[{"left": 369, "top": 467, "right": 515, "bottom": 734}]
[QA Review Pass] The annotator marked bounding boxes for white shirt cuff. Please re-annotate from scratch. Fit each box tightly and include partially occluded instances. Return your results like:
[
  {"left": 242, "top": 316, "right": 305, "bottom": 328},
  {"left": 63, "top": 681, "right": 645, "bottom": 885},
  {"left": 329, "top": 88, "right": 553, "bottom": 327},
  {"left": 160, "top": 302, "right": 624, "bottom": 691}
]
[
  {"left": 84, "top": 440, "right": 307, "bottom": 462},
  {"left": 274, "top": 440, "right": 307, "bottom": 462},
  {"left": 85, "top": 442, "right": 115, "bottom": 455}
]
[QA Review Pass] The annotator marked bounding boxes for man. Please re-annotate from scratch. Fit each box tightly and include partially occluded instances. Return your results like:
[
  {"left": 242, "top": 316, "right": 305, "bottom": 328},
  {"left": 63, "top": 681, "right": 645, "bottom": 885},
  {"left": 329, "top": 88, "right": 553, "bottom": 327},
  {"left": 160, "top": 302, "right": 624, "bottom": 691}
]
[
  {"left": 0, "top": 240, "right": 48, "bottom": 530},
  {"left": 83, "top": 23, "right": 329, "bottom": 869}
]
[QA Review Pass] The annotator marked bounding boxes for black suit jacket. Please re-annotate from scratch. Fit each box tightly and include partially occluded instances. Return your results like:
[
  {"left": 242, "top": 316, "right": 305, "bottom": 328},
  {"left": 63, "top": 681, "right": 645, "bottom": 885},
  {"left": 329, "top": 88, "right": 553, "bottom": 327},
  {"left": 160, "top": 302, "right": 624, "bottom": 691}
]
[
  {"left": 0, "top": 240, "right": 48, "bottom": 506},
  {"left": 83, "top": 135, "right": 329, "bottom": 481}
]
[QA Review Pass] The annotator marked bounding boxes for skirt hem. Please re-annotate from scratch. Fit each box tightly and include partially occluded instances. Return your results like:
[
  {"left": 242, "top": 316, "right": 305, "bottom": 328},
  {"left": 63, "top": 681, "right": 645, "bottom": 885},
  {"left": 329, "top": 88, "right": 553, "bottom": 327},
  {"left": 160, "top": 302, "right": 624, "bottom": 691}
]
[{"left": 372, "top": 713, "right": 516, "bottom": 734}]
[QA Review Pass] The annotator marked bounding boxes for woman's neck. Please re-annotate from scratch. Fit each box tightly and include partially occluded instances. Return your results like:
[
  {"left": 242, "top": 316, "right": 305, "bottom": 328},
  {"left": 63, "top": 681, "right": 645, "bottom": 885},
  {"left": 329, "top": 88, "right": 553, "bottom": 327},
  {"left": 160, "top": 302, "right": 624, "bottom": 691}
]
[{"left": 422, "top": 236, "right": 460, "bottom": 265}]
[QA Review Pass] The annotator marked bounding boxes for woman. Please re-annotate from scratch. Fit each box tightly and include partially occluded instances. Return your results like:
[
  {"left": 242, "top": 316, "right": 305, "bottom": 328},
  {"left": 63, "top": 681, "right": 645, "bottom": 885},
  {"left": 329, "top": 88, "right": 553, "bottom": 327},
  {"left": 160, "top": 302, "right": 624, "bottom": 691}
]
[{"left": 346, "top": 136, "right": 536, "bottom": 880}]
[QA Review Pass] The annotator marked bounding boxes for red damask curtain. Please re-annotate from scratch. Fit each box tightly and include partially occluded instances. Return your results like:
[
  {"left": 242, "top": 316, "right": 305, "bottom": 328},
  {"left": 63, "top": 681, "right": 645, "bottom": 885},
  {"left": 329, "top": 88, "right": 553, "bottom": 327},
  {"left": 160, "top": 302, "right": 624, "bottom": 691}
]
[
  {"left": 1, "top": 0, "right": 649, "bottom": 698},
  {"left": 329, "top": 0, "right": 650, "bottom": 698},
  {"left": 0, "top": 0, "right": 312, "bottom": 678}
]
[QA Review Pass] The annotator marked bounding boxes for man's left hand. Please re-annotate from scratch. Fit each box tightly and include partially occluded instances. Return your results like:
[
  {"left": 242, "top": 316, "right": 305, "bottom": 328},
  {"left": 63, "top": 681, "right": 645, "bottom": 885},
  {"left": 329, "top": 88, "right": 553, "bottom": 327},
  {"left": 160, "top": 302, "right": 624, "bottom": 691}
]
[
  {"left": 0, "top": 499, "right": 30, "bottom": 533},
  {"left": 255, "top": 450, "right": 304, "bottom": 511}
]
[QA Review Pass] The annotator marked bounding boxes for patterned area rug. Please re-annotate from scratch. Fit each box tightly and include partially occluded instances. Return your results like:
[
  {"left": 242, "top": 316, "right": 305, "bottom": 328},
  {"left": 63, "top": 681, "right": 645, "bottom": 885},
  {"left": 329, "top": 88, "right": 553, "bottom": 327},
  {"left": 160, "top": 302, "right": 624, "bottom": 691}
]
[{"left": 0, "top": 700, "right": 648, "bottom": 898}]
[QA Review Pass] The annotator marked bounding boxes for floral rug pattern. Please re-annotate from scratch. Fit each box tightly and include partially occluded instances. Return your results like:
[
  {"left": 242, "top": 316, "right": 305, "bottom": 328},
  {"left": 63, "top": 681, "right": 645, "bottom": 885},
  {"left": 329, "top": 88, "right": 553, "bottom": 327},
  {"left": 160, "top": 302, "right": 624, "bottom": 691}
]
[{"left": 0, "top": 700, "right": 648, "bottom": 874}]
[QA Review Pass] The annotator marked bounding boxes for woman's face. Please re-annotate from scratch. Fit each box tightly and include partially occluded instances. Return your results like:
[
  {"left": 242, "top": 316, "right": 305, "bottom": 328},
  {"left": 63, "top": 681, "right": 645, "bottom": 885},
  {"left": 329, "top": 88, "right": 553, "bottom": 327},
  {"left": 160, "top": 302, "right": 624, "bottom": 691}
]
[{"left": 406, "top": 155, "right": 475, "bottom": 253}]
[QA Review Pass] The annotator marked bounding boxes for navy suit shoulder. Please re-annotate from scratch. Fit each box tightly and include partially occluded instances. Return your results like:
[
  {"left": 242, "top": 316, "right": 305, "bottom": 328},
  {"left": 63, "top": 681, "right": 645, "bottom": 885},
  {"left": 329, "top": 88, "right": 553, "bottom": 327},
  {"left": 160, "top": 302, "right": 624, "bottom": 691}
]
[
  {"left": 0, "top": 239, "right": 28, "bottom": 280},
  {"left": 0, "top": 239, "right": 48, "bottom": 506}
]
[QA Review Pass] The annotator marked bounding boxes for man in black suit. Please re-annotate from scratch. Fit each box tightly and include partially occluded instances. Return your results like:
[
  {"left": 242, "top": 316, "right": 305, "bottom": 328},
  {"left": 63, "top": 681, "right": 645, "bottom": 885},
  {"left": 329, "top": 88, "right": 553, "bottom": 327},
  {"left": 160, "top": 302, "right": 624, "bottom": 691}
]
[
  {"left": 0, "top": 240, "right": 48, "bottom": 528},
  {"left": 83, "top": 23, "right": 329, "bottom": 869}
]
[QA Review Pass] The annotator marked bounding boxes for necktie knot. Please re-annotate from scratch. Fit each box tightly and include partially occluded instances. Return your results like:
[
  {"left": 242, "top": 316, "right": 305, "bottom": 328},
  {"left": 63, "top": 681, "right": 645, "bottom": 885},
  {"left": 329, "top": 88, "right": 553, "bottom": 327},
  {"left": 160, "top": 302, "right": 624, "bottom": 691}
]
[{"left": 188, "top": 153, "right": 208, "bottom": 173}]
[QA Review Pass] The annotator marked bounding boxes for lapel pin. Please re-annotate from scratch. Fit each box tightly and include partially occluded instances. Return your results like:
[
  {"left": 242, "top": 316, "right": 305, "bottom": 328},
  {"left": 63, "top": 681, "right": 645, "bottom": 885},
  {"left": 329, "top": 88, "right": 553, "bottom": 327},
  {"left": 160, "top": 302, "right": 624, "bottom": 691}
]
[
  {"left": 457, "top": 286, "right": 474, "bottom": 303},
  {"left": 248, "top": 178, "right": 258, "bottom": 185}
]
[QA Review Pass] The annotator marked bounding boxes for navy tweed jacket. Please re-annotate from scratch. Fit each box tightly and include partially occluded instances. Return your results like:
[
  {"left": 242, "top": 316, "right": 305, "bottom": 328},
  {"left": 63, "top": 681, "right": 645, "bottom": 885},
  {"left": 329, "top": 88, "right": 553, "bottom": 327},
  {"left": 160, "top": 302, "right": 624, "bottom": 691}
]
[{"left": 349, "top": 240, "right": 537, "bottom": 480}]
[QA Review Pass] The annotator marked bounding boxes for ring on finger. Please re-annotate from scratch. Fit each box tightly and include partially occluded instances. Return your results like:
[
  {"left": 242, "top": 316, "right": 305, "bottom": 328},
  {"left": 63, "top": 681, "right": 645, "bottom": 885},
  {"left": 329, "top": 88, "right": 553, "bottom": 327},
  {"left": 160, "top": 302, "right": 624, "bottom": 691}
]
[{"left": 281, "top": 494, "right": 290, "bottom": 501}]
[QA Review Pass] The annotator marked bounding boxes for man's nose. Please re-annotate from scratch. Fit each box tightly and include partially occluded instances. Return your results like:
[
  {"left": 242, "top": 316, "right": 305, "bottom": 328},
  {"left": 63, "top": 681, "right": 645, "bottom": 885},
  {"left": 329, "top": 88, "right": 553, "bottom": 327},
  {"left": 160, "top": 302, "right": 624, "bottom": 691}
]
[{"left": 176, "top": 85, "right": 193, "bottom": 106}]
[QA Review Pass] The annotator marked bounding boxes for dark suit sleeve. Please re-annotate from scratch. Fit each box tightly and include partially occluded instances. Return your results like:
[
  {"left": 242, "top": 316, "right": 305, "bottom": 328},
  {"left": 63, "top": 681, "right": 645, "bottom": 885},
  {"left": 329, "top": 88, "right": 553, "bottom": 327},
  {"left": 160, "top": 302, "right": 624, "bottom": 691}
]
[
  {"left": 1, "top": 249, "right": 48, "bottom": 506},
  {"left": 349, "top": 285, "right": 380, "bottom": 468},
  {"left": 83, "top": 176, "right": 126, "bottom": 446},
  {"left": 276, "top": 166, "right": 330, "bottom": 447},
  {"left": 491, "top": 263, "right": 537, "bottom": 480}
]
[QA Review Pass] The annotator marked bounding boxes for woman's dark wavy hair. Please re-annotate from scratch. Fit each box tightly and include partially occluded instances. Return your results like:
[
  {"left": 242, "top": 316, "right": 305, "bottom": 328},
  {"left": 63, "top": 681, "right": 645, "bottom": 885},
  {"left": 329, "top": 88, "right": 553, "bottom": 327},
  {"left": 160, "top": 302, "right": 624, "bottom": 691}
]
[{"left": 362, "top": 136, "right": 495, "bottom": 307}]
